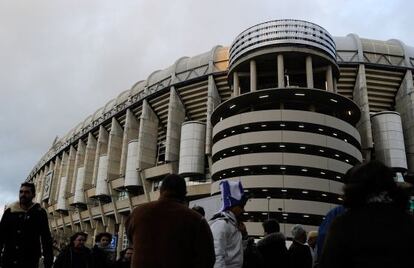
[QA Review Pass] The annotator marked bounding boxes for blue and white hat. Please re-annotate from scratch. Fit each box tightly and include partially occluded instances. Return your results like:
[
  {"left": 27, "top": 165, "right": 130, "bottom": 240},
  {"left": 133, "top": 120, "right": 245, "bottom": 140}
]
[{"left": 219, "top": 180, "right": 248, "bottom": 212}]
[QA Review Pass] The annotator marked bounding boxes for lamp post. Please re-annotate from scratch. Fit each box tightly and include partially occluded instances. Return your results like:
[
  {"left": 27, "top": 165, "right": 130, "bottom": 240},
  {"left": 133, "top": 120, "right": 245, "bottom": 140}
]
[{"left": 267, "top": 196, "right": 271, "bottom": 220}]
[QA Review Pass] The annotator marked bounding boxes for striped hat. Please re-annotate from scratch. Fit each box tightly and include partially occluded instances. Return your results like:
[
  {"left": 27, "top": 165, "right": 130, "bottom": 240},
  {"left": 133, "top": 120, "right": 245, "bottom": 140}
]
[{"left": 219, "top": 180, "right": 248, "bottom": 211}]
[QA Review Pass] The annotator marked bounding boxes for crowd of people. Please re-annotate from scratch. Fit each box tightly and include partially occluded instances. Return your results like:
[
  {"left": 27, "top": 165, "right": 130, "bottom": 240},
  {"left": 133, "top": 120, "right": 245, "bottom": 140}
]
[{"left": 1, "top": 160, "right": 414, "bottom": 267}]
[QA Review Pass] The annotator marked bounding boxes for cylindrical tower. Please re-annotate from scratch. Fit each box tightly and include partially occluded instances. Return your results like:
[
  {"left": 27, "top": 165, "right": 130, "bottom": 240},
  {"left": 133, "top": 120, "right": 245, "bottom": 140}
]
[
  {"left": 371, "top": 111, "right": 407, "bottom": 172},
  {"left": 212, "top": 19, "right": 362, "bottom": 236},
  {"left": 178, "top": 121, "right": 206, "bottom": 178}
]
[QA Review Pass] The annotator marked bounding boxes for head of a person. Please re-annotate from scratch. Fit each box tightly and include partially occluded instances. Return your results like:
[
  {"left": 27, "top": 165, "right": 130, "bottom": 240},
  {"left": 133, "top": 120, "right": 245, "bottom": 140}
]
[
  {"left": 192, "top": 206, "right": 205, "bottom": 217},
  {"left": 19, "top": 182, "right": 36, "bottom": 206},
  {"left": 307, "top": 231, "right": 318, "bottom": 248},
  {"left": 343, "top": 160, "right": 408, "bottom": 209},
  {"left": 70, "top": 232, "right": 88, "bottom": 249},
  {"left": 159, "top": 174, "right": 187, "bottom": 202},
  {"left": 291, "top": 224, "right": 307, "bottom": 244},
  {"left": 123, "top": 247, "right": 133, "bottom": 261},
  {"left": 95, "top": 232, "right": 112, "bottom": 247},
  {"left": 262, "top": 219, "right": 280, "bottom": 235},
  {"left": 220, "top": 180, "right": 248, "bottom": 218}
]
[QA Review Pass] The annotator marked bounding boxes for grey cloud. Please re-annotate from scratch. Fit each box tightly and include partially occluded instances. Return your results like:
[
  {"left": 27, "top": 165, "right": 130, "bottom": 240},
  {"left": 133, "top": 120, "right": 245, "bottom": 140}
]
[{"left": 1, "top": 0, "right": 413, "bottom": 210}]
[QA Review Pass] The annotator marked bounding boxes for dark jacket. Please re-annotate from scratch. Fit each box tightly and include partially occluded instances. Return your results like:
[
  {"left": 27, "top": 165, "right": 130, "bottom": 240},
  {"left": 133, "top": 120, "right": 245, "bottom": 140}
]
[
  {"left": 257, "top": 232, "right": 288, "bottom": 268},
  {"left": 288, "top": 240, "right": 312, "bottom": 268},
  {"left": 91, "top": 245, "right": 114, "bottom": 268},
  {"left": 126, "top": 196, "right": 216, "bottom": 268},
  {"left": 53, "top": 246, "right": 93, "bottom": 268},
  {"left": 319, "top": 203, "right": 414, "bottom": 268},
  {"left": 0, "top": 201, "right": 53, "bottom": 268}
]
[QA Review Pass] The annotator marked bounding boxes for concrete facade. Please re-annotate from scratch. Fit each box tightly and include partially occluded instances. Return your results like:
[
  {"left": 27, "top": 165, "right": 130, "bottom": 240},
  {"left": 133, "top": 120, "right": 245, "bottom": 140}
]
[{"left": 26, "top": 19, "right": 414, "bottom": 251}]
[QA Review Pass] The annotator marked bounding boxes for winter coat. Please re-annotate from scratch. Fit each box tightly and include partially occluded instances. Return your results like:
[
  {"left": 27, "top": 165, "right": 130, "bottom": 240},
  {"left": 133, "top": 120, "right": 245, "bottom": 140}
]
[
  {"left": 257, "top": 232, "right": 288, "bottom": 268},
  {"left": 209, "top": 211, "right": 243, "bottom": 268},
  {"left": 53, "top": 246, "right": 93, "bottom": 268},
  {"left": 319, "top": 203, "right": 414, "bottom": 268},
  {"left": 288, "top": 240, "right": 312, "bottom": 268},
  {"left": 90, "top": 245, "right": 114, "bottom": 268},
  {"left": 0, "top": 201, "right": 53, "bottom": 268},
  {"left": 125, "top": 196, "right": 216, "bottom": 268}
]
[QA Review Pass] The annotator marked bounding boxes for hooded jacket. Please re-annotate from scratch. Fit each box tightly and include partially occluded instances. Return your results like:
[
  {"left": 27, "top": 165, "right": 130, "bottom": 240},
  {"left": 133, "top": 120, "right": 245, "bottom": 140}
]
[
  {"left": 0, "top": 201, "right": 53, "bottom": 268},
  {"left": 209, "top": 211, "right": 243, "bottom": 268}
]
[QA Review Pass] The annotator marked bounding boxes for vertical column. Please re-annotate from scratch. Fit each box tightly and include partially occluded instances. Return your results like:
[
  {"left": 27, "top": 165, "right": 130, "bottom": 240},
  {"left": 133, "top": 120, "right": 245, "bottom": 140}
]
[
  {"left": 353, "top": 64, "right": 373, "bottom": 160},
  {"left": 326, "top": 65, "right": 334, "bottom": 92},
  {"left": 137, "top": 100, "right": 159, "bottom": 170},
  {"left": 395, "top": 70, "right": 414, "bottom": 173},
  {"left": 71, "top": 140, "right": 86, "bottom": 193},
  {"left": 165, "top": 87, "right": 186, "bottom": 162},
  {"left": 233, "top": 72, "right": 240, "bottom": 97},
  {"left": 250, "top": 60, "right": 257, "bottom": 92},
  {"left": 51, "top": 157, "right": 61, "bottom": 203},
  {"left": 92, "top": 126, "right": 109, "bottom": 186},
  {"left": 306, "top": 56, "right": 314, "bottom": 88},
  {"left": 107, "top": 118, "right": 123, "bottom": 181},
  {"left": 277, "top": 54, "right": 285, "bottom": 88},
  {"left": 56, "top": 152, "right": 69, "bottom": 211},
  {"left": 119, "top": 109, "right": 139, "bottom": 177},
  {"left": 206, "top": 75, "right": 221, "bottom": 156},
  {"left": 65, "top": 146, "right": 77, "bottom": 196},
  {"left": 84, "top": 133, "right": 97, "bottom": 188}
]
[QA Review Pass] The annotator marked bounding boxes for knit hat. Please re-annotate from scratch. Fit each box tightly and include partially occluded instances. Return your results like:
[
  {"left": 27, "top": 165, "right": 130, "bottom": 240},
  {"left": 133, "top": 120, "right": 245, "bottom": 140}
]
[{"left": 219, "top": 180, "right": 248, "bottom": 211}]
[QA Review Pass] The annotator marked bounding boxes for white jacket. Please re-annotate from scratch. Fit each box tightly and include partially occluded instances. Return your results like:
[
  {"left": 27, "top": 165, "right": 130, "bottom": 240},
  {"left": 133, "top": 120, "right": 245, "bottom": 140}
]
[{"left": 209, "top": 211, "right": 243, "bottom": 268}]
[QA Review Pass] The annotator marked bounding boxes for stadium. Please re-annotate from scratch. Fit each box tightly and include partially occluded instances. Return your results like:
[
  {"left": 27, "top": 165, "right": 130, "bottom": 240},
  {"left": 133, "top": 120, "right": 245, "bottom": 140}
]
[{"left": 27, "top": 19, "right": 414, "bottom": 250}]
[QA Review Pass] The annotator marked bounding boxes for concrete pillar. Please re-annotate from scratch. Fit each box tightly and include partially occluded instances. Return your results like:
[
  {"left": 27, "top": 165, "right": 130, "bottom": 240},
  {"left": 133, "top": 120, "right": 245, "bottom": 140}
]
[
  {"left": 65, "top": 146, "right": 77, "bottom": 196},
  {"left": 233, "top": 72, "right": 240, "bottom": 97},
  {"left": 326, "top": 65, "right": 334, "bottom": 92},
  {"left": 92, "top": 126, "right": 109, "bottom": 186},
  {"left": 206, "top": 75, "right": 221, "bottom": 155},
  {"left": 137, "top": 100, "right": 159, "bottom": 170},
  {"left": 165, "top": 87, "right": 186, "bottom": 162},
  {"left": 56, "top": 152, "right": 69, "bottom": 211},
  {"left": 51, "top": 157, "right": 61, "bottom": 203},
  {"left": 306, "top": 56, "right": 314, "bottom": 88},
  {"left": 107, "top": 118, "right": 123, "bottom": 181},
  {"left": 119, "top": 109, "right": 139, "bottom": 177},
  {"left": 277, "top": 54, "right": 285, "bottom": 88},
  {"left": 250, "top": 60, "right": 257, "bottom": 92},
  {"left": 353, "top": 64, "right": 373, "bottom": 160},
  {"left": 395, "top": 70, "right": 414, "bottom": 173},
  {"left": 84, "top": 133, "right": 97, "bottom": 188},
  {"left": 71, "top": 140, "right": 86, "bottom": 193}
]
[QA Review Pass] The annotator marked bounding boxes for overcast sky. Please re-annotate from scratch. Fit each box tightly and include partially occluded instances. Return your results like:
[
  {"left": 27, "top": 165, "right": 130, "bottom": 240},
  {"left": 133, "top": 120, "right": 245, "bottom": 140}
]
[{"left": 1, "top": 0, "right": 413, "bottom": 216}]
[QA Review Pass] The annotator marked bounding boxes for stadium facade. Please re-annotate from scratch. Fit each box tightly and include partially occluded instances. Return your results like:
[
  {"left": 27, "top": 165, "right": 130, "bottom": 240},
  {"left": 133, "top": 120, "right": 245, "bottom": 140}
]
[{"left": 27, "top": 19, "right": 414, "bottom": 249}]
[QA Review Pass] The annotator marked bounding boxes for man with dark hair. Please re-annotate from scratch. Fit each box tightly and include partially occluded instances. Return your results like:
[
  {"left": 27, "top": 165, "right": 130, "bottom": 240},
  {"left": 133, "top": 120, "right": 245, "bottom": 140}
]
[
  {"left": 257, "top": 219, "right": 288, "bottom": 268},
  {"left": 126, "top": 174, "right": 215, "bottom": 268},
  {"left": 192, "top": 206, "right": 206, "bottom": 217},
  {"left": 0, "top": 182, "right": 53, "bottom": 268},
  {"left": 91, "top": 232, "right": 114, "bottom": 268}
]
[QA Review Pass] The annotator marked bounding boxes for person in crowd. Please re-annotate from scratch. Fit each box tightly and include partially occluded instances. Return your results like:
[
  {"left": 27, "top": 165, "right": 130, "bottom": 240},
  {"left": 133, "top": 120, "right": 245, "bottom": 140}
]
[
  {"left": 192, "top": 205, "right": 206, "bottom": 217},
  {"left": 53, "top": 232, "right": 92, "bottom": 268},
  {"left": 319, "top": 160, "right": 414, "bottom": 268},
  {"left": 126, "top": 174, "right": 215, "bottom": 268},
  {"left": 0, "top": 182, "right": 53, "bottom": 268},
  {"left": 114, "top": 247, "right": 133, "bottom": 268},
  {"left": 239, "top": 221, "right": 264, "bottom": 268},
  {"left": 91, "top": 232, "right": 114, "bottom": 268},
  {"left": 209, "top": 180, "right": 249, "bottom": 268},
  {"left": 288, "top": 224, "right": 312, "bottom": 268},
  {"left": 256, "top": 219, "right": 288, "bottom": 268},
  {"left": 316, "top": 167, "right": 356, "bottom": 260},
  {"left": 307, "top": 231, "right": 318, "bottom": 268}
]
